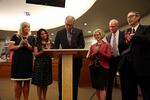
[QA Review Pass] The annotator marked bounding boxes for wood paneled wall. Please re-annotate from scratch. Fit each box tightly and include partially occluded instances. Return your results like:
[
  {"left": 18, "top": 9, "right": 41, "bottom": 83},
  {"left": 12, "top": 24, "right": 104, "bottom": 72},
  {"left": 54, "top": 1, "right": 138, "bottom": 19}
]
[
  {"left": 0, "top": 62, "right": 11, "bottom": 78},
  {"left": 0, "top": 58, "right": 91, "bottom": 87}
]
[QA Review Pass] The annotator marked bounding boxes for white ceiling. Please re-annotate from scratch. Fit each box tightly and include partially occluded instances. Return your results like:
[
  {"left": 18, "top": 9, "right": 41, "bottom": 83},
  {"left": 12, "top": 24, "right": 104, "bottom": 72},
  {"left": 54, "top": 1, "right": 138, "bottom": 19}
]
[
  {"left": 0, "top": 0, "right": 150, "bottom": 40},
  {"left": 0, "top": 0, "right": 96, "bottom": 30}
]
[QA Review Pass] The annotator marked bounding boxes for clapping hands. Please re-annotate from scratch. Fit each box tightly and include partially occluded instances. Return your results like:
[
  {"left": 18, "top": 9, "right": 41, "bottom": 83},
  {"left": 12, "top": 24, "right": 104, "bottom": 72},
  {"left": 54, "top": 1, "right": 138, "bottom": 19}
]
[
  {"left": 124, "top": 30, "right": 134, "bottom": 43},
  {"left": 93, "top": 45, "right": 99, "bottom": 54},
  {"left": 20, "top": 39, "right": 29, "bottom": 47}
]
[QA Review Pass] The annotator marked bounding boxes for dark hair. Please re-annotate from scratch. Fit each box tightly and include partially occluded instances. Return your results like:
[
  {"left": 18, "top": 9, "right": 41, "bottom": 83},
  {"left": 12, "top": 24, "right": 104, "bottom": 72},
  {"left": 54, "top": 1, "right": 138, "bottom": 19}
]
[
  {"left": 134, "top": 11, "right": 141, "bottom": 17},
  {"left": 35, "top": 28, "right": 51, "bottom": 50},
  {"left": 36, "top": 28, "right": 49, "bottom": 42}
]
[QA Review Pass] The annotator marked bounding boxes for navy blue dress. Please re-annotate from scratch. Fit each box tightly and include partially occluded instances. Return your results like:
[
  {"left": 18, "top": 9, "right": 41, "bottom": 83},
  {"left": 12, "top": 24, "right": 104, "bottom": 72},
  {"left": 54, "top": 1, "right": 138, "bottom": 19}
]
[{"left": 10, "top": 34, "right": 34, "bottom": 80}]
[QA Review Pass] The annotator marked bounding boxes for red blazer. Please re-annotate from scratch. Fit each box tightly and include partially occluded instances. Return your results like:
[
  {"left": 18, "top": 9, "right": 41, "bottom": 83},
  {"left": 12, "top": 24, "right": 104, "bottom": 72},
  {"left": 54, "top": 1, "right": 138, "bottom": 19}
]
[{"left": 88, "top": 41, "right": 112, "bottom": 69}]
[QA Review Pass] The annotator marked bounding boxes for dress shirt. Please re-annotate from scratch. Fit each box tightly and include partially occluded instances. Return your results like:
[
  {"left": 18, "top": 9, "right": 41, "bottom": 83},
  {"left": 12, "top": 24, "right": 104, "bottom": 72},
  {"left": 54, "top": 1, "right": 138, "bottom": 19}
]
[{"left": 132, "top": 24, "right": 140, "bottom": 33}]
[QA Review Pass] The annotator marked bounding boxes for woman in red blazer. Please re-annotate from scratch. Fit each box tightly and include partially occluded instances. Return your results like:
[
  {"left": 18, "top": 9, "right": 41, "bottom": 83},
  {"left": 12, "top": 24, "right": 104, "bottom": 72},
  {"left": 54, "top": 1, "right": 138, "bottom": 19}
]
[{"left": 87, "top": 28, "right": 112, "bottom": 100}]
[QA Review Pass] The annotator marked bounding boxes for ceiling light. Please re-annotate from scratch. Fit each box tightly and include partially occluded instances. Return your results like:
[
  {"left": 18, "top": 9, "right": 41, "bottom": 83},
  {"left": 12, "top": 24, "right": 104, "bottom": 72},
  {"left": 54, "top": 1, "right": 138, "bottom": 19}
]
[
  {"left": 50, "top": 33, "right": 54, "bottom": 36},
  {"left": 88, "top": 31, "right": 92, "bottom": 33},
  {"left": 84, "top": 23, "right": 87, "bottom": 26},
  {"left": 0, "top": 0, "right": 96, "bottom": 31}
]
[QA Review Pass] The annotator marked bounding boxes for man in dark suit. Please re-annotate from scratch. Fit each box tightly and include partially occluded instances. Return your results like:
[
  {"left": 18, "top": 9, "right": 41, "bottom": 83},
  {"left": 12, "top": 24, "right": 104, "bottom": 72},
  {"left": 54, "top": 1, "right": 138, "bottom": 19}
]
[
  {"left": 119, "top": 11, "right": 150, "bottom": 100},
  {"left": 54, "top": 16, "right": 85, "bottom": 100},
  {"left": 105, "top": 19, "right": 127, "bottom": 100}
]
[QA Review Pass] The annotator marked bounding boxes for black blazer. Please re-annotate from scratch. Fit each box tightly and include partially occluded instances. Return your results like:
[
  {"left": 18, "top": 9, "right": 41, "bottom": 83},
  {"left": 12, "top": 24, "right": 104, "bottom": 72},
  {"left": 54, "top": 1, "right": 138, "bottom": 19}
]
[
  {"left": 129, "top": 25, "right": 150, "bottom": 76},
  {"left": 54, "top": 27, "right": 85, "bottom": 49},
  {"left": 106, "top": 30, "right": 128, "bottom": 55}
]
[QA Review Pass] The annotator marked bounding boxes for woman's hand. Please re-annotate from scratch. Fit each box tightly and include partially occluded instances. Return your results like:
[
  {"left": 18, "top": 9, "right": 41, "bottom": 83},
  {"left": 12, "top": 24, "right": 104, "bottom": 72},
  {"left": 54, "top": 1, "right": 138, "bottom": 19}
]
[{"left": 93, "top": 46, "right": 99, "bottom": 54}]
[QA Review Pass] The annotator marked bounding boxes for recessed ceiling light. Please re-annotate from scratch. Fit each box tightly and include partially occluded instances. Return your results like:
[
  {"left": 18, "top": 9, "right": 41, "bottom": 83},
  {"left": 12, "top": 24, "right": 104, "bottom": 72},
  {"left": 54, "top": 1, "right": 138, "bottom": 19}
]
[
  {"left": 84, "top": 23, "right": 87, "bottom": 26},
  {"left": 88, "top": 31, "right": 91, "bottom": 33},
  {"left": 50, "top": 33, "right": 54, "bottom": 36}
]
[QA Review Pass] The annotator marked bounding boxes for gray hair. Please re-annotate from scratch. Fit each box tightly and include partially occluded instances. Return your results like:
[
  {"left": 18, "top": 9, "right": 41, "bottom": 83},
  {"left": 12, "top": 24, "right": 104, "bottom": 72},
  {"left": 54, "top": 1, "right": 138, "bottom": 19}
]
[
  {"left": 65, "top": 16, "right": 75, "bottom": 23},
  {"left": 93, "top": 28, "right": 105, "bottom": 38},
  {"left": 109, "top": 19, "right": 119, "bottom": 26}
]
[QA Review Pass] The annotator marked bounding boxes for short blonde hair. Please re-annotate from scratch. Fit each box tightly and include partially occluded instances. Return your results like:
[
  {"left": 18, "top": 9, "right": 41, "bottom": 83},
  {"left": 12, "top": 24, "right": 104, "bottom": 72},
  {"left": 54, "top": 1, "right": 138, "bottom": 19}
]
[
  {"left": 18, "top": 22, "right": 31, "bottom": 36},
  {"left": 93, "top": 28, "right": 105, "bottom": 38}
]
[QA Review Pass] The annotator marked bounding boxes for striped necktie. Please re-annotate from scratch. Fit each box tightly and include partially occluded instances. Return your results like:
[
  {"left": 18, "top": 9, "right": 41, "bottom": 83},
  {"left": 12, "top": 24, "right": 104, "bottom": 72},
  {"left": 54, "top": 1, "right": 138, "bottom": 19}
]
[
  {"left": 67, "top": 32, "right": 72, "bottom": 46},
  {"left": 112, "top": 34, "right": 118, "bottom": 57}
]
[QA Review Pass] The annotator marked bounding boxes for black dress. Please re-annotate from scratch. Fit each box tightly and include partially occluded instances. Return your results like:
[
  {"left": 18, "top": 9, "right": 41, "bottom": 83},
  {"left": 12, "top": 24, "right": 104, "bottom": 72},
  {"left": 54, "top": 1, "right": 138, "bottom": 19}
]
[
  {"left": 10, "top": 34, "right": 35, "bottom": 80},
  {"left": 90, "top": 54, "right": 109, "bottom": 90},
  {"left": 32, "top": 41, "right": 52, "bottom": 86}
]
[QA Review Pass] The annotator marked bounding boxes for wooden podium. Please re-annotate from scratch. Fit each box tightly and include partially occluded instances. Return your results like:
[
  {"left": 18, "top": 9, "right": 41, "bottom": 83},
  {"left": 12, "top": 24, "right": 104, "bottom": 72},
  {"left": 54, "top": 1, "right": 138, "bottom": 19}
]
[{"left": 44, "top": 49, "right": 88, "bottom": 100}]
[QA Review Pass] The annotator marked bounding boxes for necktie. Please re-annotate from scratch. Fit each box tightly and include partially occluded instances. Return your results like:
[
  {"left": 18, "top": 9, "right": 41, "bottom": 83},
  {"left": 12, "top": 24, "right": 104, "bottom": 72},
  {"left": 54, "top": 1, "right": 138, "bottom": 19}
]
[
  {"left": 67, "top": 32, "right": 72, "bottom": 46},
  {"left": 132, "top": 28, "right": 135, "bottom": 33},
  {"left": 130, "top": 28, "right": 135, "bottom": 37},
  {"left": 112, "top": 34, "right": 118, "bottom": 57}
]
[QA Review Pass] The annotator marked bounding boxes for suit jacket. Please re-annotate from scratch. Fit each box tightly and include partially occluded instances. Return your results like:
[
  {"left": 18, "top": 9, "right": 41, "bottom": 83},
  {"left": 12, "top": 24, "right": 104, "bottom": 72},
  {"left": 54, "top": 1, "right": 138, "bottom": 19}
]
[
  {"left": 88, "top": 41, "right": 112, "bottom": 69},
  {"left": 106, "top": 30, "right": 128, "bottom": 56},
  {"left": 129, "top": 24, "right": 150, "bottom": 76},
  {"left": 54, "top": 27, "right": 85, "bottom": 68},
  {"left": 54, "top": 27, "right": 85, "bottom": 49}
]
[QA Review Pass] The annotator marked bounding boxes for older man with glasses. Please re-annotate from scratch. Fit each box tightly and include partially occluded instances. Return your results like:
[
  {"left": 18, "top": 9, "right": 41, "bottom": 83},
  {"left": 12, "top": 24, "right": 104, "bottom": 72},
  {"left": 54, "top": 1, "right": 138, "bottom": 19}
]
[{"left": 119, "top": 11, "right": 150, "bottom": 100}]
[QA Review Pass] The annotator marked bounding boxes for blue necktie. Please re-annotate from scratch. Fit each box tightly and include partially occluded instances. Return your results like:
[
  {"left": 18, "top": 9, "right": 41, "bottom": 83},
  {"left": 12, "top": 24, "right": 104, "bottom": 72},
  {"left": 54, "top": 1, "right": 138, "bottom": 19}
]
[{"left": 67, "top": 32, "right": 72, "bottom": 46}]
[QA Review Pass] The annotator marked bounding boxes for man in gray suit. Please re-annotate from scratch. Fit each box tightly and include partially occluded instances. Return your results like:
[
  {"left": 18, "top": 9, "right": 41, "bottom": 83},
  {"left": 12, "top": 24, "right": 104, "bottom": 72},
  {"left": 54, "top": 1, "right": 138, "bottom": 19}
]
[{"left": 106, "top": 19, "right": 127, "bottom": 100}]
